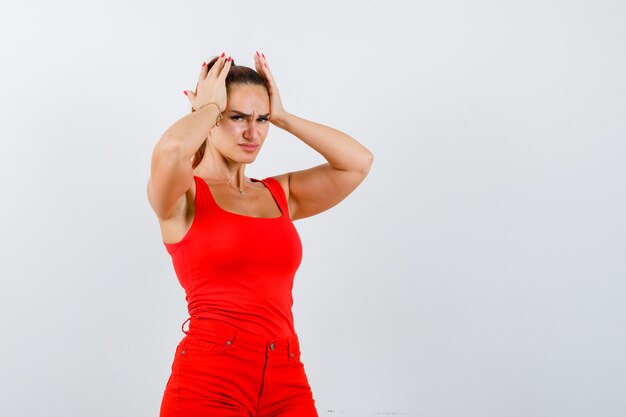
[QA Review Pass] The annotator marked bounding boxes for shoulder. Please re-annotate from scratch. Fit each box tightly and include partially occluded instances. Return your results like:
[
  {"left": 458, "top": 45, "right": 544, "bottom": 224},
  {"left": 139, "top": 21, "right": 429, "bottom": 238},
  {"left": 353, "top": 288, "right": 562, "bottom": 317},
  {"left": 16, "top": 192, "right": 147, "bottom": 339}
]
[
  {"left": 264, "top": 173, "right": 290, "bottom": 201},
  {"left": 263, "top": 173, "right": 295, "bottom": 219}
]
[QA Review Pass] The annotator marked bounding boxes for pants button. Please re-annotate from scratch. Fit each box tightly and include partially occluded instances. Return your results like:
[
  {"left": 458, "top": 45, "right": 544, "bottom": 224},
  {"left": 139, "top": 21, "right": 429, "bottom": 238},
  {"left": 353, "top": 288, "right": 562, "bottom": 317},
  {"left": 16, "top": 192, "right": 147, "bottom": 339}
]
[{"left": 269, "top": 342, "right": 275, "bottom": 350}]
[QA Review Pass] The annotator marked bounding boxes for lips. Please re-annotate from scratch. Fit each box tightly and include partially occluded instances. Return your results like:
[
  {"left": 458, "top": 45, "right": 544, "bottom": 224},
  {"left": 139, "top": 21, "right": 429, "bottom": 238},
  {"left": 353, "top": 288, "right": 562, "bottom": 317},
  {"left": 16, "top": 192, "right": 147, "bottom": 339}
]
[{"left": 239, "top": 144, "right": 259, "bottom": 151}]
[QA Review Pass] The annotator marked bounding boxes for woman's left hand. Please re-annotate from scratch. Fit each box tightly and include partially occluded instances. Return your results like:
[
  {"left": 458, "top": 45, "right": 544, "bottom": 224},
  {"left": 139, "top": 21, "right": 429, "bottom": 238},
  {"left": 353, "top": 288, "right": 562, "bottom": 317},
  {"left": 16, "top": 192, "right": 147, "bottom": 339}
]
[{"left": 255, "top": 51, "right": 287, "bottom": 125}]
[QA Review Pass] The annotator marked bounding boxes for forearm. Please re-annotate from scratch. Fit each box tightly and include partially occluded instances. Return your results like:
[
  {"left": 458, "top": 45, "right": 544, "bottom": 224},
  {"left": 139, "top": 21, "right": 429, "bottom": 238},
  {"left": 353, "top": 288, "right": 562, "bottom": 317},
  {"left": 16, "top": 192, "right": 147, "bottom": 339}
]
[
  {"left": 273, "top": 111, "right": 373, "bottom": 172},
  {"left": 156, "top": 105, "right": 221, "bottom": 158}
]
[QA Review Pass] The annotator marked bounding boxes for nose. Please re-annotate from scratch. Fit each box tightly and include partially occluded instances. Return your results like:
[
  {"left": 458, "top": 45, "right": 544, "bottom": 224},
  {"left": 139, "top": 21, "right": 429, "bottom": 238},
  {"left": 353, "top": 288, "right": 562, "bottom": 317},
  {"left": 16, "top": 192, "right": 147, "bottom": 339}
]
[{"left": 243, "top": 119, "right": 262, "bottom": 141}]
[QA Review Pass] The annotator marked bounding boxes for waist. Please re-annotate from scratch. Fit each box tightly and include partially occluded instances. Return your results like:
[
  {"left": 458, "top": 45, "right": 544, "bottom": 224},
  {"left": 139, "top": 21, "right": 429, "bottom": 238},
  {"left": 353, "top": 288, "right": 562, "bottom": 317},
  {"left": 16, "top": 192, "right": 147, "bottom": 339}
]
[{"left": 182, "top": 317, "right": 299, "bottom": 354}]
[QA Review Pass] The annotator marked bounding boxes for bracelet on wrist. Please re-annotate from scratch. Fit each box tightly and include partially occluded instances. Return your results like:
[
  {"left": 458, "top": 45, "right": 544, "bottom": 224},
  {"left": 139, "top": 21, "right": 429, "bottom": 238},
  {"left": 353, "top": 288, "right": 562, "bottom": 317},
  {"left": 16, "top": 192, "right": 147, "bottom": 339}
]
[
  {"left": 194, "top": 101, "right": 223, "bottom": 127},
  {"left": 196, "top": 101, "right": 222, "bottom": 112}
]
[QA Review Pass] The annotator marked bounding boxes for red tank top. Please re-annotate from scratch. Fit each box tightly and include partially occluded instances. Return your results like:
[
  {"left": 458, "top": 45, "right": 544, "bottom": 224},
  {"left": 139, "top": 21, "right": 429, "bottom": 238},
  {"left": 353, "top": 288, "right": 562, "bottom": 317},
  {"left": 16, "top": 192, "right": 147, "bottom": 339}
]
[{"left": 162, "top": 175, "right": 303, "bottom": 338}]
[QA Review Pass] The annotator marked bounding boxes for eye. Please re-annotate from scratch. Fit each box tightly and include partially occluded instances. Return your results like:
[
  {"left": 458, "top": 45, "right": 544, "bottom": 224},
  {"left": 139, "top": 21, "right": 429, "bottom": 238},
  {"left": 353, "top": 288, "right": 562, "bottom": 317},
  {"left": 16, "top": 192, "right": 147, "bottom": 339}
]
[{"left": 230, "top": 115, "right": 269, "bottom": 122}]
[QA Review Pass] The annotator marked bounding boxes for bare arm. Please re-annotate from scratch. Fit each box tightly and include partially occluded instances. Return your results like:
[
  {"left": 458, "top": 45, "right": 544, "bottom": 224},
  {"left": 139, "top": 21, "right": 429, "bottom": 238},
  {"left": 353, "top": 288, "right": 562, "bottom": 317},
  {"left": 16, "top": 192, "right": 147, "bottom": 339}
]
[
  {"left": 272, "top": 111, "right": 374, "bottom": 221},
  {"left": 157, "top": 102, "right": 222, "bottom": 159},
  {"left": 147, "top": 56, "right": 232, "bottom": 220},
  {"left": 253, "top": 52, "right": 373, "bottom": 221}
]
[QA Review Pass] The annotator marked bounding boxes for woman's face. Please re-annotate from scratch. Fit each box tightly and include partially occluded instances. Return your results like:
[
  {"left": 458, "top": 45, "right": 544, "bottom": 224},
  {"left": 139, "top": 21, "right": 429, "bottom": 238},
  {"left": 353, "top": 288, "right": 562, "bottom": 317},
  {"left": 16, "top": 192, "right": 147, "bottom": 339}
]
[{"left": 210, "top": 84, "right": 271, "bottom": 164}]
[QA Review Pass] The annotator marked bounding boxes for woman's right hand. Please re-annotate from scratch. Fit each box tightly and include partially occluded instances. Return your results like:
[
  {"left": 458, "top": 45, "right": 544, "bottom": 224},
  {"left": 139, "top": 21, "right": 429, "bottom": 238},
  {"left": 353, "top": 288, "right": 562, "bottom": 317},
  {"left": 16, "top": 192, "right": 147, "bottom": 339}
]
[{"left": 185, "top": 53, "right": 232, "bottom": 112}]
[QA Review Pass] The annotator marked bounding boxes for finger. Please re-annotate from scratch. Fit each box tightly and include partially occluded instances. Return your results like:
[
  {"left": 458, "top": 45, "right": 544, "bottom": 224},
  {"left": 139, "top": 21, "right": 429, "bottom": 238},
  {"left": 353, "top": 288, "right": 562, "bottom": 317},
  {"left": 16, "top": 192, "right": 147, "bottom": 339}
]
[
  {"left": 254, "top": 53, "right": 268, "bottom": 82},
  {"left": 258, "top": 52, "right": 273, "bottom": 77},
  {"left": 254, "top": 52, "right": 263, "bottom": 73},
  {"left": 260, "top": 52, "right": 270, "bottom": 69},
  {"left": 255, "top": 51, "right": 267, "bottom": 72},
  {"left": 218, "top": 56, "right": 232, "bottom": 80},
  {"left": 198, "top": 60, "right": 210, "bottom": 83},
  {"left": 184, "top": 90, "right": 196, "bottom": 106},
  {"left": 260, "top": 65, "right": 273, "bottom": 84},
  {"left": 207, "top": 54, "right": 224, "bottom": 78}
]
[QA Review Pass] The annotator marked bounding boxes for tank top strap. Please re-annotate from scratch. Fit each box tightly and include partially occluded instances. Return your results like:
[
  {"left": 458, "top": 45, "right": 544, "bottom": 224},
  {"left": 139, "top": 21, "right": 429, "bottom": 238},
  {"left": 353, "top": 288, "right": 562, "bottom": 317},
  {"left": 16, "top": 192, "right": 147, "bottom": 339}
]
[
  {"left": 192, "top": 175, "right": 208, "bottom": 210},
  {"left": 258, "top": 177, "right": 289, "bottom": 216},
  {"left": 194, "top": 175, "right": 287, "bottom": 217}
]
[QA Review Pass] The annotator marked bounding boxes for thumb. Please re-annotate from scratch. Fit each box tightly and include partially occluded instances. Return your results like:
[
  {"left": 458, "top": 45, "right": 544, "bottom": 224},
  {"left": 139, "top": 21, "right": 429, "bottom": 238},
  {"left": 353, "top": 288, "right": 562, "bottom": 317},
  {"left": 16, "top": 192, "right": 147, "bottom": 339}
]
[{"left": 183, "top": 90, "right": 196, "bottom": 107}]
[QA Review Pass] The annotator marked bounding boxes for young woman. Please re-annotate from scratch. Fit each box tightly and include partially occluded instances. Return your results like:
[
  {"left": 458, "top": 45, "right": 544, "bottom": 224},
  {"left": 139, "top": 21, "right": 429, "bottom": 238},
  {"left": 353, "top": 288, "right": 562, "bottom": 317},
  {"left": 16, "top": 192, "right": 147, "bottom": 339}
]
[{"left": 148, "top": 51, "right": 373, "bottom": 417}]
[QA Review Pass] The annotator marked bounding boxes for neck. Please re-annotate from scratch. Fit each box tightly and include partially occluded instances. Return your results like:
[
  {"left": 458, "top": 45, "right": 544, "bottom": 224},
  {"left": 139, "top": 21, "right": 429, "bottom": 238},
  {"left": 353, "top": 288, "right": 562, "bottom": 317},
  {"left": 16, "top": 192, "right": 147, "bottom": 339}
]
[{"left": 197, "top": 149, "right": 247, "bottom": 189}]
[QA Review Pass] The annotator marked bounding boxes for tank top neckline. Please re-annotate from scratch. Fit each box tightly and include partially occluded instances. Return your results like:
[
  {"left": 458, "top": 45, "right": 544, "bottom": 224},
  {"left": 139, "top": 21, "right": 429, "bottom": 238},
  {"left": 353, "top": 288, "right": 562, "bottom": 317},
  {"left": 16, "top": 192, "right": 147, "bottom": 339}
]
[{"left": 196, "top": 175, "right": 286, "bottom": 220}]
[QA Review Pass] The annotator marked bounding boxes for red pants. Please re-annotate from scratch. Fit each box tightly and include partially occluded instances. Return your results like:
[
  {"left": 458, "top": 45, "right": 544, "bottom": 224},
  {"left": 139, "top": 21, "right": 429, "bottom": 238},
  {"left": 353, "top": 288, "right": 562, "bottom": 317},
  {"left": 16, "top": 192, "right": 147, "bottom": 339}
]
[{"left": 159, "top": 318, "right": 319, "bottom": 417}]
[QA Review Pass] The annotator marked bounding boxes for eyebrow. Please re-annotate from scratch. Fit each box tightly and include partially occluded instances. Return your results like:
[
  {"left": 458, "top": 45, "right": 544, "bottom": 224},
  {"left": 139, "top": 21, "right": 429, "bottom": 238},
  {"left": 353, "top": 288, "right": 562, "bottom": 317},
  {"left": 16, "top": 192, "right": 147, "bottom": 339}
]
[{"left": 229, "top": 110, "right": 271, "bottom": 118}]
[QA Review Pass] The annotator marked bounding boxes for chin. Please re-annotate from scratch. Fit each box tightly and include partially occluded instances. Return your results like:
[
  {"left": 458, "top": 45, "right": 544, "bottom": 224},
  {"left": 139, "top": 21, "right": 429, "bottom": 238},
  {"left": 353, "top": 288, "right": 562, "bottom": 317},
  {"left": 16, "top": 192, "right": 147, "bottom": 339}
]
[
  {"left": 236, "top": 154, "right": 258, "bottom": 164},
  {"left": 240, "top": 149, "right": 261, "bottom": 159}
]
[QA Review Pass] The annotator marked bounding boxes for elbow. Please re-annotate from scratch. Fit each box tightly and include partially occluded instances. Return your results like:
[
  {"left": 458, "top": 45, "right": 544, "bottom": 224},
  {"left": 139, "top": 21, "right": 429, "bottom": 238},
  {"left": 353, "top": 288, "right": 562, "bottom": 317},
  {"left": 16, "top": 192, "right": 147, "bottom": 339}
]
[
  {"left": 358, "top": 149, "right": 374, "bottom": 176},
  {"left": 155, "top": 135, "right": 182, "bottom": 153}
]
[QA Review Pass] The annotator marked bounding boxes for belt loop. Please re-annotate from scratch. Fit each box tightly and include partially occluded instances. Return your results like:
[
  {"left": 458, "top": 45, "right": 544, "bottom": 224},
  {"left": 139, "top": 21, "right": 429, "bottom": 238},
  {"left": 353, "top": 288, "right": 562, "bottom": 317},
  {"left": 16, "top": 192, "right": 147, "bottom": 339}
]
[{"left": 181, "top": 317, "right": 191, "bottom": 335}]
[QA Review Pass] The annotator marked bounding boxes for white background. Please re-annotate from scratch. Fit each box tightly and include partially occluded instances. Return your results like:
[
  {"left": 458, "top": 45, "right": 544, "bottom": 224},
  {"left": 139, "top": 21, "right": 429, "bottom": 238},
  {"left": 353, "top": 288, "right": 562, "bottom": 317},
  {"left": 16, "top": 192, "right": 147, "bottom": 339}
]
[{"left": 1, "top": 1, "right": 625, "bottom": 416}]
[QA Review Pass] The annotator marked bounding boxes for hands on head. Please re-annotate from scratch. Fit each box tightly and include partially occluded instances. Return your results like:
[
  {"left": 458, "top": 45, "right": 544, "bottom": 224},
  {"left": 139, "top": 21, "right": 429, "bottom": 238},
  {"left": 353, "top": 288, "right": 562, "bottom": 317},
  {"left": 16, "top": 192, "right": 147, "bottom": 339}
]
[
  {"left": 185, "top": 52, "right": 231, "bottom": 113},
  {"left": 253, "top": 51, "right": 286, "bottom": 123},
  {"left": 183, "top": 52, "right": 287, "bottom": 124}
]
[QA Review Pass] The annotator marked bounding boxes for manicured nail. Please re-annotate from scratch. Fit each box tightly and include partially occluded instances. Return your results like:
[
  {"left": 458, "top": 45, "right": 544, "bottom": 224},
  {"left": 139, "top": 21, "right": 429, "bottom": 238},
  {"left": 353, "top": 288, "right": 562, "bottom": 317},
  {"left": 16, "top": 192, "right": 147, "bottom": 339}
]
[
  {"left": 220, "top": 52, "right": 225, "bottom": 57},
  {"left": 202, "top": 62, "right": 206, "bottom": 67},
  {"left": 262, "top": 53, "right": 266, "bottom": 59},
  {"left": 227, "top": 56, "right": 231, "bottom": 62},
  {"left": 183, "top": 91, "right": 188, "bottom": 96},
  {"left": 256, "top": 51, "right": 260, "bottom": 57}
]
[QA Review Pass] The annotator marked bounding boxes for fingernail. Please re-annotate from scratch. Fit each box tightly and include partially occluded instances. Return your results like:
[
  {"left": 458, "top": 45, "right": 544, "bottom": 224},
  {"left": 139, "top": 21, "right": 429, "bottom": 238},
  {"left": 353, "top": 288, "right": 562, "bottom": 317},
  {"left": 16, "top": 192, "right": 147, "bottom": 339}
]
[
  {"left": 183, "top": 91, "right": 188, "bottom": 96},
  {"left": 262, "top": 53, "right": 266, "bottom": 58},
  {"left": 220, "top": 52, "right": 225, "bottom": 57},
  {"left": 227, "top": 56, "right": 231, "bottom": 62},
  {"left": 256, "top": 51, "right": 260, "bottom": 57},
  {"left": 202, "top": 62, "right": 206, "bottom": 67}
]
